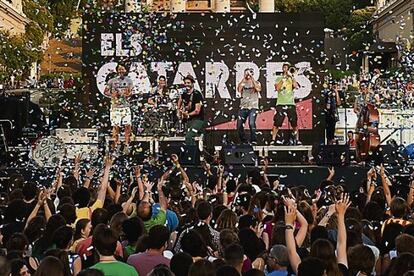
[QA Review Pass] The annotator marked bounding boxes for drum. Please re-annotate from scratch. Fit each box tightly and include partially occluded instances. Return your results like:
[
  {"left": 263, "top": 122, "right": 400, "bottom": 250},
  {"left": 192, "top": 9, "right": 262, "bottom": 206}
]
[{"left": 32, "top": 136, "right": 66, "bottom": 167}]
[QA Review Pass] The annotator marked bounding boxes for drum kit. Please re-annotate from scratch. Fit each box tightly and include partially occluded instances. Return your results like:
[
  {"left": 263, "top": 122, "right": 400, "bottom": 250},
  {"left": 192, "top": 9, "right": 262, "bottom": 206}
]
[{"left": 131, "top": 87, "right": 186, "bottom": 136}]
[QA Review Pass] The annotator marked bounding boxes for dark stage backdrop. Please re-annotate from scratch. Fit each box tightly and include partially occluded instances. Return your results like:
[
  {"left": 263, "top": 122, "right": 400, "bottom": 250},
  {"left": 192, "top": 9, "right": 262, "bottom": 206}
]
[{"left": 82, "top": 12, "right": 325, "bottom": 146}]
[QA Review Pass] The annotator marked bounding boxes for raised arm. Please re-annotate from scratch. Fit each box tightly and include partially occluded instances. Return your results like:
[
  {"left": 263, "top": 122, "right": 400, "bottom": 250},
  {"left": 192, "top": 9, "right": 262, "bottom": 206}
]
[
  {"left": 326, "top": 166, "right": 335, "bottom": 181},
  {"left": 157, "top": 178, "right": 168, "bottom": 211},
  {"left": 336, "top": 193, "right": 351, "bottom": 267},
  {"left": 133, "top": 166, "right": 145, "bottom": 200},
  {"left": 25, "top": 190, "right": 46, "bottom": 230},
  {"left": 172, "top": 154, "right": 190, "bottom": 184},
  {"left": 318, "top": 204, "right": 336, "bottom": 227},
  {"left": 285, "top": 205, "right": 301, "bottom": 275},
  {"left": 237, "top": 80, "right": 244, "bottom": 94},
  {"left": 295, "top": 208, "right": 309, "bottom": 247},
  {"left": 380, "top": 164, "right": 392, "bottom": 206},
  {"left": 73, "top": 154, "right": 81, "bottom": 183},
  {"left": 252, "top": 79, "right": 262, "bottom": 92},
  {"left": 97, "top": 156, "right": 113, "bottom": 203},
  {"left": 123, "top": 187, "right": 138, "bottom": 215},
  {"left": 114, "top": 179, "right": 122, "bottom": 204},
  {"left": 83, "top": 167, "right": 96, "bottom": 189}
]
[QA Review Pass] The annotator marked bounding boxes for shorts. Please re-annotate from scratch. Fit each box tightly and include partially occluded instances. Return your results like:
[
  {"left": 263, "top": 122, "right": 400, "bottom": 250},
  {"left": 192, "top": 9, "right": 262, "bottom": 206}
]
[
  {"left": 273, "top": 105, "right": 298, "bottom": 128},
  {"left": 110, "top": 107, "right": 132, "bottom": 126}
]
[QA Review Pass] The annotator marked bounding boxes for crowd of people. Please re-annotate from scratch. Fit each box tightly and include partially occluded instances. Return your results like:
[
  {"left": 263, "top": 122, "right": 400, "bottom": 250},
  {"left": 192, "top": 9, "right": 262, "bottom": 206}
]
[{"left": 0, "top": 152, "right": 414, "bottom": 276}]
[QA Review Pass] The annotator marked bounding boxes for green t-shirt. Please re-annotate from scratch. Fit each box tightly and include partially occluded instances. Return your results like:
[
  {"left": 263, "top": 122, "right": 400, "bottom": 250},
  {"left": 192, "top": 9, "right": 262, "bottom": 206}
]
[
  {"left": 276, "top": 76, "right": 295, "bottom": 106},
  {"left": 91, "top": 261, "right": 138, "bottom": 276},
  {"left": 143, "top": 209, "right": 167, "bottom": 232}
]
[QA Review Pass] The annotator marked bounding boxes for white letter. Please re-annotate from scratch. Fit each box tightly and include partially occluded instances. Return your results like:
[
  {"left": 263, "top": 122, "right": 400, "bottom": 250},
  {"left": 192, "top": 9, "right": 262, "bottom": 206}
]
[
  {"left": 129, "top": 62, "right": 151, "bottom": 95},
  {"left": 205, "top": 62, "right": 230, "bottom": 99},
  {"left": 130, "top": 33, "right": 143, "bottom": 56},
  {"left": 101, "top": 33, "right": 114, "bottom": 56},
  {"left": 173, "top": 62, "right": 201, "bottom": 92},
  {"left": 96, "top": 62, "right": 117, "bottom": 96},
  {"left": 115, "top": 33, "right": 129, "bottom": 56},
  {"left": 266, "top": 62, "right": 284, "bottom": 99},
  {"left": 151, "top": 62, "right": 173, "bottom": 79},
  {"left": 293, "top": 62, "right": 312, "bottom": 99}
]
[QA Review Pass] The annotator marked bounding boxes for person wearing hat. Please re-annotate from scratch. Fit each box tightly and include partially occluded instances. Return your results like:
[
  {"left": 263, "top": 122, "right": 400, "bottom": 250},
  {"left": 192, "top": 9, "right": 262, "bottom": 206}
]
[
  {"left": 237, "top": 68, "right": 262, "bottom": 144},
  {"left": 323, "top": 80, "right": 341, "bottom": 145},
  {"left": 177, "top": 74, "right": 205, "bottom": 145},
  {"left": 267, "top": 245, "right": 289, "bottom": 276},
  {"left": 272, "top": 63, "right": 300, "bottom": 145}
]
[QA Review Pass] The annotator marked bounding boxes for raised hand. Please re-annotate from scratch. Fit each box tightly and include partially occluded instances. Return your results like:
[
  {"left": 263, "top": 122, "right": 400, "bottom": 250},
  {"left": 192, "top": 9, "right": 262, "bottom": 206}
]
[
  {"left": 284, "top": 205, "right": 297, "bottom": 226},
  {"left": 144, "top": 181, "right": 154, "bottom": 192},
  {"left": 335, "top": 193, "right": 351, "bottom": 216},
  {"left": 86, "top": 167, "right": 96, "bottom": 179},
  {"left": 328, "top": 166, "right": 335, "bottom": 177},
  {"left": 171, "top": 154, "right": 179, "bottom": 165},
  {"left": 74, "top": 154, "right": 81, "bottom": 165},
  {"left": 131, "top": 186, "right": 138, "bottom": 198},
  {"left": 104, "top": 155, "right": 114, "bottom": 169},
  {"left": 282, "top": 195, "right": 296, "bottom": 208}
]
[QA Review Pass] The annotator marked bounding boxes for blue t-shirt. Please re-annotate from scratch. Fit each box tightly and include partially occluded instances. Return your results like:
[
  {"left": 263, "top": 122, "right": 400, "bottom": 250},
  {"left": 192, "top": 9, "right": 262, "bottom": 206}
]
[
  {"left": 268, "top": 270, "right": 289, "bottom": 276},
  {"left": 152, "top": 203, "right": 179, "bottom": 232}
]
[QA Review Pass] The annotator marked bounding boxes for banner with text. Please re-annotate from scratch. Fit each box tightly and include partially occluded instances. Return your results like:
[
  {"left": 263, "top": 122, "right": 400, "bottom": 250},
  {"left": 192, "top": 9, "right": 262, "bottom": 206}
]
[{"left": 82, "top": 12, "right": 325, "bottom": 144}]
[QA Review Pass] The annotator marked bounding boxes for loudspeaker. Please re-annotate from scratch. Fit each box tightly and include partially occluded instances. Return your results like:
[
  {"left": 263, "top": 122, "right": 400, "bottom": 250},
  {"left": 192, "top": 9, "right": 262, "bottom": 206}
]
[
  {"left": 163, "top": 145, "right": 200, "bottom": 165},
  {"left": 222, "top": 145, "right": 258, "bottom": 165},
  {"left": 315, "top": 145, "right": 350, "bottom": 166}
]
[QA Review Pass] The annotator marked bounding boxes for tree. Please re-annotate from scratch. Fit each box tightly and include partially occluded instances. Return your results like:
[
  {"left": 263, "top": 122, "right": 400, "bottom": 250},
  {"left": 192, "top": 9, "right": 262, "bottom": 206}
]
[
  {"left": 48, "top": 0, "right": 77, "bottom": 35},
  {"left": 345, "top": 7, "right": 376, "bottom": 51},
  {"left": 274, "top": 0, "right": 353, "bottom": 31},
  {"left": 23, "top": 0, "right": 54, "bottom": 34}
]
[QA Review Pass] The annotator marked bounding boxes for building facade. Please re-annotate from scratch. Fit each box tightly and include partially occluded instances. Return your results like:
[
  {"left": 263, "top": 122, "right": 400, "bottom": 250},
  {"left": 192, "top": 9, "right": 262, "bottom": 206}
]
[
  {"left": 0, "top": 0, "right": 29, "bottom": 36},
  {"left": 372, "top": 0, "right": 413, "bottom": 44}
]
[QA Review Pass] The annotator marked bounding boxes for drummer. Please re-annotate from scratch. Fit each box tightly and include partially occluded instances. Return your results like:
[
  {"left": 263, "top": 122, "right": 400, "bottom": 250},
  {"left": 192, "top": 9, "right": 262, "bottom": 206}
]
[{"left": 148, "top": 75, "right": 169, "bottom": 108}]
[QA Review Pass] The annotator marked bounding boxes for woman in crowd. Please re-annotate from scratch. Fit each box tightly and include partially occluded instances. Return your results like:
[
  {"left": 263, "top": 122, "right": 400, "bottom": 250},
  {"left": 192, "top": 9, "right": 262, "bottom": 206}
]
[{"left": 0, "top": 153, "right": 414, "bottom": 276}]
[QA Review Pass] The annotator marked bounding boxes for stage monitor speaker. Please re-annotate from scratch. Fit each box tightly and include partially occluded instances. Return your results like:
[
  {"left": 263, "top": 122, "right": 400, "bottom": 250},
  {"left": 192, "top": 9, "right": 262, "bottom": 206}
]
[
  {"left": 222, "top": 145, "right": 258, "bottom": 165},
  {"left": 315, "top": 145, "right": 350, "bottom": 166},
  {"left": 163, "top": 145, "right": 200, "bottom": 165}
]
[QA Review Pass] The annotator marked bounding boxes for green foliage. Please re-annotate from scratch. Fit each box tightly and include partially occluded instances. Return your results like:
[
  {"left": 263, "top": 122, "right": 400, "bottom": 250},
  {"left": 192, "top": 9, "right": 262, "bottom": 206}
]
[
  {"left": 25, "top": 22, "right": 44, "bottom": 48},
  {"left": 326, "top": 68, "right": 356, "bottom": 80},
  {"left": 0, "top": 32, "right": 37, "bottom": 76},
  {"left": 345, "top": 7, "right": 376, "bottom": 51},
  {"left": 274, "top": 0, "right": 353, "bottom": 31},
  {"left": 23, "top": 0, "right": 54, "bottom": 33},
  {"left": 48, "top": 0, "right": 77, "bottom": 35}
]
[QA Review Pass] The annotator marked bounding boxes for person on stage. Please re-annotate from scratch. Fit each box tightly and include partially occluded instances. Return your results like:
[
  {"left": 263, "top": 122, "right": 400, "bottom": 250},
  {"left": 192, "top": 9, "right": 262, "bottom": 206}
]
[
  {"left": 177, "top": 75, "right": 205, "bottom": 145},
  {"left": 323, "top": 80, "right": 341, "bottom": 145},
  {"left": 271, "top": 63, "right": 300, "bottom": 145},
  {"left": 237, "top": 68, "right": 262, "bottom": 144},
  {"left": 104, "top": 64, "right": 133, "bottom": 154},
  {"left": 353, "top": 80, "right": 381, "bottom": 160},
  {"left": 148, "top": 75, "right": 169, "bottom": 108}
]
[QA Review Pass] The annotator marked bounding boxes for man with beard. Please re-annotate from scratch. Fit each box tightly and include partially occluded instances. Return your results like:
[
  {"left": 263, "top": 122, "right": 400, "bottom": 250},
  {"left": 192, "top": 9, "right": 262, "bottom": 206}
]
[
  {"left": 104, "top": 64, "right": 133, "bottom": 154},
  {"left": 177, "top": 75, "right": 205, "bottom": 145}
]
